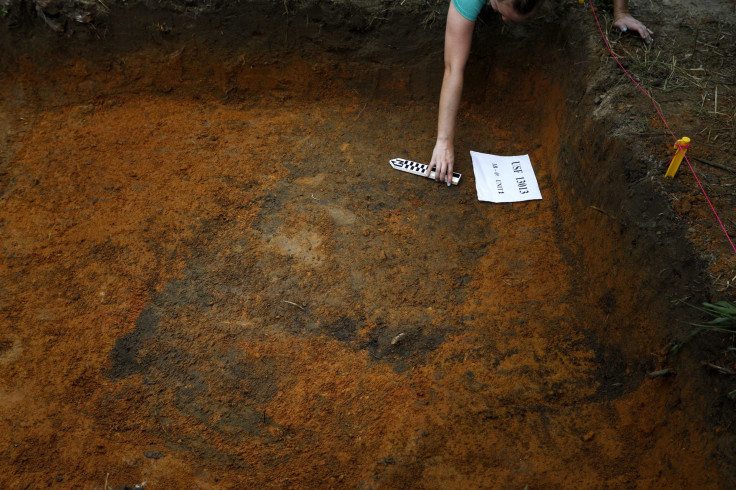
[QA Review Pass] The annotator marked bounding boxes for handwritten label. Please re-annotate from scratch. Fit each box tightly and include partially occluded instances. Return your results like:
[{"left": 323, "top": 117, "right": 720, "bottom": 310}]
[{"left": 470, "top": 152, "right": 542, "bottom": 203}]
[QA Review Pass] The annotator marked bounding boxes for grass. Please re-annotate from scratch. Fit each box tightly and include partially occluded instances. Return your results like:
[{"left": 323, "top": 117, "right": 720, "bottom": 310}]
[
  {"left": 671, "top": 300, "right": 736, "bottom": 353},
  {"left": 686, "top": 300, "right": 736, "bottom": 334},
  {"left": 670, "top": 300, "right": 736, "bottom": 398},
  {"left": 418, "top": 0, "right": 446, "bottom": 27},
  {"left": 597, "top": 9, "right": 734, "bottom": 121}
]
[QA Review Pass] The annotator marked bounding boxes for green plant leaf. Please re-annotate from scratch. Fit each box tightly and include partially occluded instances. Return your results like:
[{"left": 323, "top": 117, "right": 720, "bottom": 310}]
[{"left": 670, "top": 300, "right": 736, "bottom": 355}]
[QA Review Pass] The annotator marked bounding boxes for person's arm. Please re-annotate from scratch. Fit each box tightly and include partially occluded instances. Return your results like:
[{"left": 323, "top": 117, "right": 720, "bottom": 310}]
[
  {"left": 428, "top": 2, "right": 475, "bottom": 186},
  {"left": 612, "top": 0, "right": 653, "bottom": 42}
]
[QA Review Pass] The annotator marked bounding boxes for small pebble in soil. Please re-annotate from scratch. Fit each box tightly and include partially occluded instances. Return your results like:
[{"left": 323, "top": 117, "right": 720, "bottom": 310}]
[{"left": 144, "top": 451, "right": 165, "bottom": 459}]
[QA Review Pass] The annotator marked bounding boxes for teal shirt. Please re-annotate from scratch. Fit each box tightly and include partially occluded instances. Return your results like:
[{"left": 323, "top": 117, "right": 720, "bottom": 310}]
[{"left": 452, "top": 0, "right": 486, "bottom": 21}]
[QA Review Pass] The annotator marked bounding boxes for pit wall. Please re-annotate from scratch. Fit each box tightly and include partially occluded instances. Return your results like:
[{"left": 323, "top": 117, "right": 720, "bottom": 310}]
[
  {"left": 538, "top": 23, "right": 732, "bottom": 480},
  {"left": 0, "top": 2, "right": 450, "bottom": 113},
  {"left": 547, "top": 15, "right": 723, "bottom": 444},
  {"left": 553, "top": 51, "right": 706, "bottom": 363},
  {"left": 460, "top": 12, "right": 705, "bottom": 370}
]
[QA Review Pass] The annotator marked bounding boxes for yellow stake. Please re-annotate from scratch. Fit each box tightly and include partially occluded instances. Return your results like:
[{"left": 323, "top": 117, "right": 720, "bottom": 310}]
[{"left": 665, "top": 137, "right": 690, "bottom": 178}]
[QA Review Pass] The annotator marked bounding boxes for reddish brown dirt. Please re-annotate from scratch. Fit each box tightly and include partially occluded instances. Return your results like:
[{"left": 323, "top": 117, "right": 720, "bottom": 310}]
[{"left": 0, "top": 5, "right": 730, "bottom": 489}]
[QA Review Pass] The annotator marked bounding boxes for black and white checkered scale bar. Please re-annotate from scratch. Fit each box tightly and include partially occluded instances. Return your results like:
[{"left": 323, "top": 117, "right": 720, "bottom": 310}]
[{"left": 389, "top": 158, "right": 461, "bottom": 185}]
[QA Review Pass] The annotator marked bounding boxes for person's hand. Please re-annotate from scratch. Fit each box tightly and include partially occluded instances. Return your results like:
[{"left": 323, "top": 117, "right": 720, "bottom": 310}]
[
  {"left": 614, "top": 14, "right": 653, "bottom": 43},
  {"left": 428, "top": 138, "right": 454, "bottom": 186}
]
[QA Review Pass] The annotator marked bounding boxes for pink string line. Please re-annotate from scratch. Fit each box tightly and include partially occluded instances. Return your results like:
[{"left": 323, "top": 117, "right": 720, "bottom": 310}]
[{"left": 587, "top": 1, "right": 736, "bottom": 255}]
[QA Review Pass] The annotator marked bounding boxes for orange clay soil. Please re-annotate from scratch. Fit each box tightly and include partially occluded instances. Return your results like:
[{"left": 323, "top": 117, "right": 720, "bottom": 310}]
[{"left": 0, "top": 16, "right": 724, "bottom": 490}]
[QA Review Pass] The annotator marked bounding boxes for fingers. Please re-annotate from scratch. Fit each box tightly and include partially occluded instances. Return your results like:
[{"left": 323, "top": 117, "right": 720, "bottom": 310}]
[
  {"left": 429, "top": 153, "right": 444, "bottom": 181},
  {"left": 427, "top": 160, "right": 454, "bottom": 185},
  {"left": 436, "top": 161, "right": 446, "bottom": 183},
  {"left": 435, "top": 160, "right": 454, "bottom": 185},
  {"left": 615, "top": 16, "right": 654, "bottom": 43},
  {"left": 635, "top": 25, "right": 653, "bottom": 42},
  {"left": 443, "top": 162, "right": 454, "bottom": 186},
  {"left": 429, "top": 142, "right": 454, "bottom": 185},
  {"left": 625, "top": 24, "right": 653, "bottom": 43}
]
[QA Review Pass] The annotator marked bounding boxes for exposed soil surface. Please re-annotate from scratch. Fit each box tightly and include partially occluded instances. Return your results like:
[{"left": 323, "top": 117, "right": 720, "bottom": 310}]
[{"left": 1, "top": 1, "right": 735, "bottom": 488}]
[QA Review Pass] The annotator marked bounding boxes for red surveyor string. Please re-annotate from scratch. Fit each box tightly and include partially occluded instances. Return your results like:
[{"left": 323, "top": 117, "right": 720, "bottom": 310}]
[{"left": 587, "top": 1, "right": 736, "bottom": 255}]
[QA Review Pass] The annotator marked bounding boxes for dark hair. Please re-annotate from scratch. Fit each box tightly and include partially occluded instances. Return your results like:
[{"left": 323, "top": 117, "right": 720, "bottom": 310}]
[{"left": 511, "top": 0, "right": 545, "bottom": 15}]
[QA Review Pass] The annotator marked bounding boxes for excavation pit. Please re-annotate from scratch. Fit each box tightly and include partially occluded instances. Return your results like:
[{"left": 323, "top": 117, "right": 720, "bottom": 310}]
[{"left": 0, "top": 2, "right": 724, "bottom": 488}]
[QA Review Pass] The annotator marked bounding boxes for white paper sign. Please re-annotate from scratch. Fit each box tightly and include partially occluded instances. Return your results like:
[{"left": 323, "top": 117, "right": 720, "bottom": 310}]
[{"left": 470, "top": 151, "right": 542, "bottom": 203}]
